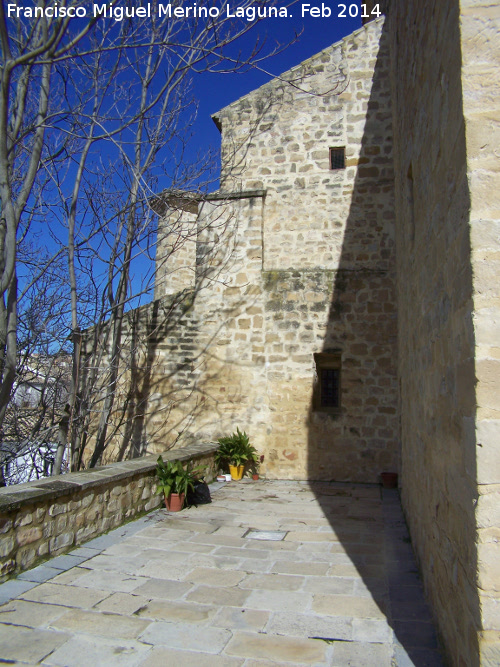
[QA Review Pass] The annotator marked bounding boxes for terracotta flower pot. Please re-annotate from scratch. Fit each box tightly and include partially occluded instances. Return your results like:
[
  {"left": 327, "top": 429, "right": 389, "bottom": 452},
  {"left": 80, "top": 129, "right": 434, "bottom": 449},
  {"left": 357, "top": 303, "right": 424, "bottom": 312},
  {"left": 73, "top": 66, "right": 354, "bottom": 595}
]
[
  {"left": 252, "top": 474, "right": 259, "bottom": 480},
  {"left": 165, "top": 492, "right": 185, "bottom": 511},
  {"left": 229, "top": 464, "right": 244, "bottom": 480},
  {"left": 380, "top": 472, "right": 398, "bottom": 489}
]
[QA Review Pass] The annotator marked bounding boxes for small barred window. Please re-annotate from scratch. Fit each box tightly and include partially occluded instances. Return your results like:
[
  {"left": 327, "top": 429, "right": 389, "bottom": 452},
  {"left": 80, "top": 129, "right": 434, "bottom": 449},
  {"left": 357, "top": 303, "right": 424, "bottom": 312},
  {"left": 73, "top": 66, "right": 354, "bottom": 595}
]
[
  {"left": 329, "top": 147, "right": 346, "bottom": 170},
  {"left": 313, "top": 352, "right": 341, "bottom": 412}
]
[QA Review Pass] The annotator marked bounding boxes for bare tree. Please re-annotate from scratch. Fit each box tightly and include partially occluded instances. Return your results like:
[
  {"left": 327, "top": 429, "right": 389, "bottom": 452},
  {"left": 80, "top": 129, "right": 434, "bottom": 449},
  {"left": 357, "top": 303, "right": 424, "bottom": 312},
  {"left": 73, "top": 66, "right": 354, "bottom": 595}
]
[
  {"left": 0, "top": 250, "right": 71, "bottom": 484},
  {"left": 0, "top": 1, "right": 297, "bottom": 480}
]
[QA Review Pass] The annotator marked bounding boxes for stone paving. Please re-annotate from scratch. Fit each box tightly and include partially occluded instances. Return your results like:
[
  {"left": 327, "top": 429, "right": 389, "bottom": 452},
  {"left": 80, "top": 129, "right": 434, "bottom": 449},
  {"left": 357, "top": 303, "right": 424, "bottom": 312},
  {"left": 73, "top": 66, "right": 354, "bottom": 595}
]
[{"left": 0, "top": 480, "right": 445, "bottom": 666}]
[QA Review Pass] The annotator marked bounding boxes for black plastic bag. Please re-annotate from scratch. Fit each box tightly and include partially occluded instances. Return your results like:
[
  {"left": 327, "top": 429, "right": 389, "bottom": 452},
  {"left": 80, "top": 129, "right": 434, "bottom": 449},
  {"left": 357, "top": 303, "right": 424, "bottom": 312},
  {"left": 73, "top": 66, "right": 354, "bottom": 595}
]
[{"left": 186, "top": 480, "right": 212, "bottom": 507}]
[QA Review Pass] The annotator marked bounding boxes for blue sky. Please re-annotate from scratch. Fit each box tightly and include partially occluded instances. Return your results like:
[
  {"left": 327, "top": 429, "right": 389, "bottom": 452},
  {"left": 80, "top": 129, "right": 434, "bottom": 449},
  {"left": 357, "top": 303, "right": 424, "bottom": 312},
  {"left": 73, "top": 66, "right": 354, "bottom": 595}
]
[{"left": 19, "top": 3, "right": 366, "bottom": 314}]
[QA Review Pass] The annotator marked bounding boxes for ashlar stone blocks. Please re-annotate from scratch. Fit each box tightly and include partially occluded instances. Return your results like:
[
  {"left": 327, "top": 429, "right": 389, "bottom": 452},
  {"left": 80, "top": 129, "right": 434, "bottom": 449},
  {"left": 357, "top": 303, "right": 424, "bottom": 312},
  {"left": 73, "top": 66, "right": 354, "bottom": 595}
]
[{"left": 151, "top": 19, "right": 398, "bottom": 483}]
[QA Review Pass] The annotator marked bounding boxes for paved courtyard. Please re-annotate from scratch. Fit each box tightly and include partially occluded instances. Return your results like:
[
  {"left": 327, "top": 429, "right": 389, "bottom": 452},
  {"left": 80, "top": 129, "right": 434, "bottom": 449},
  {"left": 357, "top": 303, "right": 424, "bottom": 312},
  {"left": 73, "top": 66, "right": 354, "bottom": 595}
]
[{"left": 0, "top": 480, "right": 444, "bottom": 666}]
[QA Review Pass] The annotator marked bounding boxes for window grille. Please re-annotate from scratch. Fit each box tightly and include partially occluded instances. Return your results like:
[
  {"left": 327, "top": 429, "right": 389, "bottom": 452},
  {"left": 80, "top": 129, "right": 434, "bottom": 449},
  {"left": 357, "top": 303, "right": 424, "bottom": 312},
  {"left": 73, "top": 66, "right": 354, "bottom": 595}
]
[
  {"left": 313, "top": 352, "right": 342, "bottom": 412},
  {"left": 329, "top": 147, "right": 346, "bottom": 170}
]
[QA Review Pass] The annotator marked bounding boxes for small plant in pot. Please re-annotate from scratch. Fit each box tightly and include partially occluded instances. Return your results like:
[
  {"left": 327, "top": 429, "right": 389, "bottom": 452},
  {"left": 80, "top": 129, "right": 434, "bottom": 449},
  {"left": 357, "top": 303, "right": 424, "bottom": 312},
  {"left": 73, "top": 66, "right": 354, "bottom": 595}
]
[
  {"left": 155, "top": 457, "right": 199, "bottom": 511},
  {"left": 251, "top": 454, "right": 265, "bottom": 480},
  {"left": 215, "top": 428, "right": 259, "bottom": 480}
]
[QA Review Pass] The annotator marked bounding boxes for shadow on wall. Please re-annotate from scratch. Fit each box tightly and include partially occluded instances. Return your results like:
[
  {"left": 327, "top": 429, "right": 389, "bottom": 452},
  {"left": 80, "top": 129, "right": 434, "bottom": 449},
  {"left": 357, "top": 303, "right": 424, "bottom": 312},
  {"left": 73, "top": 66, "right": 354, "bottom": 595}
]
[
  {"left": 105, "top": 292, "right": 240, "bottom": 463},
  {"left": 308, "top": 7, "right": 479, "bottom": 666},
  {"left": 80, "top": 238, "right": 269, "bottom": 467},
  {"left": 77, "top": 188, "right": 263, "bottom": 466},
  {"left": 75, "top": 293, "right": 203, "bottom": 466},
  {"left": 307, "top": 21, "right": 398, "bottom": 482}
]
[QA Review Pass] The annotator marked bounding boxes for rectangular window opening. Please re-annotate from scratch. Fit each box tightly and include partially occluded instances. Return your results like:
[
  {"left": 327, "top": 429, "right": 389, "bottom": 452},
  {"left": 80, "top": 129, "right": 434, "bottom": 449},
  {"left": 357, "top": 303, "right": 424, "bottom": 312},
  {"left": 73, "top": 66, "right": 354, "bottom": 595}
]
[
  {"left": 321, "top": 368, "right": 340, "bottom": 407},
  {"left": 314, "top": 352, "right": 341, "bottom": 412},
  {"left": 329, "top": 147, "right": 346, "bottom": 170}
]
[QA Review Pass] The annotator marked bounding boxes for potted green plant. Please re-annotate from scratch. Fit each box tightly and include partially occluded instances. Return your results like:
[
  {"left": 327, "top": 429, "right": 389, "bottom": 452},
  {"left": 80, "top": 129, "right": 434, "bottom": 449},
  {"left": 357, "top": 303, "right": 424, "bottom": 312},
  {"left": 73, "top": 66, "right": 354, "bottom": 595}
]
[
  {"left": 155, "top": 457, "right": 198, "bottom": 511},
  {"left": 215, "top": 428, "right": 259, "bottom": 480},
  {"left": 251, "top": 454, "right": 265, "bottom": 480}
]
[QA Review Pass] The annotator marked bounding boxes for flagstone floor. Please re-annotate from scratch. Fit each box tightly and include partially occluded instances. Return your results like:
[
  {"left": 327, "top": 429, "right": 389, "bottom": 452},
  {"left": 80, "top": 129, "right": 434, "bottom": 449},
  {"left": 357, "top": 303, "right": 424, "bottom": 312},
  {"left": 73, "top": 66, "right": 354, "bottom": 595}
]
[{"left": 0, "top": 480, "right": 445, "bottom": 666}]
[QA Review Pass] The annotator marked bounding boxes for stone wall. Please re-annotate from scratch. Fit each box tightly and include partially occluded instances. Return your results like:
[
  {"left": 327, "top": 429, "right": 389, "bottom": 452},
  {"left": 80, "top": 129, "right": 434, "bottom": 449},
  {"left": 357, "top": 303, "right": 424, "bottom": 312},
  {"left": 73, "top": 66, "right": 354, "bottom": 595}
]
[
  {"left": 147, "top": 192, "right": 270, "bottom": 454},
  {"left": 461, "top": 1, "right": 500, "bottom": 663},
  {"left": 154, "top": 198, "right": 198, "bottom": 299},
  {"left": 388, "top": 0, "right": 500, "bottom": 663},
  {"left": 0, "top": 444, "right": 217, "bottom": 582},
  {"left": 152, "top": 19, "right": 399, "bottom": 482}
]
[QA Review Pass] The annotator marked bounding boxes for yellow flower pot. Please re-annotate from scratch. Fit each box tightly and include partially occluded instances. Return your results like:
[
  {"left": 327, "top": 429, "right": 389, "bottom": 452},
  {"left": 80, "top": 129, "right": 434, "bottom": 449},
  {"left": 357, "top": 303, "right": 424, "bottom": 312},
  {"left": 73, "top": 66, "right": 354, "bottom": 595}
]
[{"left": 229, "top": 464, "right": 244, "bottom": 480}]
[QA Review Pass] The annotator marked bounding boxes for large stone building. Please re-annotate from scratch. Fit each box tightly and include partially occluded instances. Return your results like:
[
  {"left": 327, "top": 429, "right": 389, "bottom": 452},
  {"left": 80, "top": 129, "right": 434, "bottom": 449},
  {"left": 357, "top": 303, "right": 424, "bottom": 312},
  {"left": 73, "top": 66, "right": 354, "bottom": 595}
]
[
  {"left": 112, "top": 1, "right": 499, "bottom": 665},
  {"left": 153, "top": 16, "right": 398, "bottom": 482}
]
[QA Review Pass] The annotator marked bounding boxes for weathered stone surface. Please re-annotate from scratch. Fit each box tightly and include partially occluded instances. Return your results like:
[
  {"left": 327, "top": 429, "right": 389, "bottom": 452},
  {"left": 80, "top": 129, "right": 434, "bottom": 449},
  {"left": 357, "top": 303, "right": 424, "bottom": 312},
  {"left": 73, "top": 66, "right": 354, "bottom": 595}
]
[
  {"left": 388, "top": 0, "right": 500, "bottom": 663},
  {"left": 211, "top": 607, "right": 269, "bottom": 632},
  {"left": 17, "top": 564, "right": 62, "bottom": 583},
  {"left": 270, "top": 561, "right": 330, "bottom": 576},
  {"left": 0, "top": 599, "right": 68, "bottom": 628},
  {"left": 312, "top": 593, "right": 386, "bottom": 619},
  {"left": 21, "top": 582, "right": 109, "bottom": 608},
  {"left": 331, "top": 640, "right": 393, "bottom": 666},
  {"left": 133, "top": 577, "right": 194, "bottom": 600},
  {"left": 138, "top": 621, "right": 231, "bottom": 653},
  {"left": 477, "top": 420, "right": 500, "bottom": 485},
  {"left": 139, "top": 648, "right": 243, "bottom": 667},
  {"left": 186, "top": 585, "right": 250, "bottom": 608},
  {"left": 225, "top": 631, "right": 327, "bottom": 663},
  {"left": 73, "top": 569, "right": 147, "bottom": 593},
  {"left": 239, "top": 573, "right": 303, "bottom": 591},
  {"left": 44, "top": 636, "right": 151, "bottom": 667},
  {"left": 183, "top": 566, "right": 245, "bottom": 588},
  {"left": 0, "top": 480, "right": 446, "bottom": 665},
  {"left": 0, "top": 578, "right": 38, "bottom": 604},
  {"left": 52, "top": 608, "right": 150, "bottom": 639},
  {"left": 244, "top": 589, "right": 312, "bottom": 613},
  {"left": 137, "top": 600, "right": 218, "bottom": 623},
  {"left": 0, "top": 536, "right": 15, "bottom": 558},
  {"left": 95, "top": 592, "right": 148, "bottom": 616},
  {"left": 352, "top": 617, "right": 393, "bottom": 644},
  {"left": 16, "top": 526, "right": 43, "bottom": 547},
  {"left": 266, "top": 611, "right": 352, "bottom": 641},
  {"left": 0, "top": 624, "right": 70, "bottom": 664}
]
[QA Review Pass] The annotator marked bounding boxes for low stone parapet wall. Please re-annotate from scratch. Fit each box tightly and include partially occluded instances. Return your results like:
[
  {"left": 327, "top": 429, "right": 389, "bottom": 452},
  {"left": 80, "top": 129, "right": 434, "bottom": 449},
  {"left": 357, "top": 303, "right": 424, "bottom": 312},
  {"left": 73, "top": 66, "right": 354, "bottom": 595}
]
[{"left": 0, "top": 443, "right": 217, "bottom": 582}]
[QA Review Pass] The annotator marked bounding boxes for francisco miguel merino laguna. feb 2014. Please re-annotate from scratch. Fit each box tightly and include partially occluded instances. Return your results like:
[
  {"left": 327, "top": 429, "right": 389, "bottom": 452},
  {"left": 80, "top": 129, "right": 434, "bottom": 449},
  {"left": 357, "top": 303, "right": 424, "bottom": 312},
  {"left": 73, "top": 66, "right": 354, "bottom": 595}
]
[
  {"left": 8, "top": 3, "right": 383, "bottom": 21},
  {"left": 6, "top": 3, "right": 291, "bottom": 21}
]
